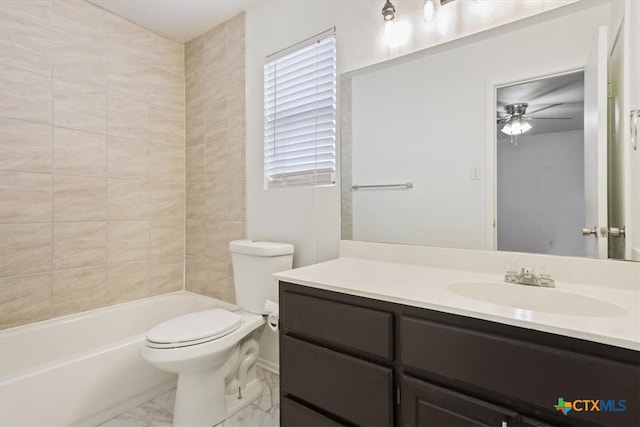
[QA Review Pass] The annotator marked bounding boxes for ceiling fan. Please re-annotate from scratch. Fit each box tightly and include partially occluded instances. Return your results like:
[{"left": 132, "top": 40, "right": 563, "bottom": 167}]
[{"left": 497, "top": 102, "right": 570, "bottom": 144}]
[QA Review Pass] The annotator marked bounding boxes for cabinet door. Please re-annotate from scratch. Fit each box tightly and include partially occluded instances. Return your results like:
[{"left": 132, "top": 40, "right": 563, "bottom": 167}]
[
  {"left": 400, "top": 375, "right": 518, "bottom": 427},
  {"left": 281, "top": 335, "right": 393, "bottom": 426},
  {"left": 520, "top": 417, "right": 555, "bottom": 427},
  {"left": 281, "top": 397, "right": 344, "bottom": 426}
]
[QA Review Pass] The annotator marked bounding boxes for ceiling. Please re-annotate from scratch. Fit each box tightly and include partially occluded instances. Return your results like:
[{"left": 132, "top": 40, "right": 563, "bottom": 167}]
[
  {"left": 496, "top": 71, "right": 585, "bottom": 138},
  {"left": 87, "top": 0, "right": 262, "bottom": 42}
]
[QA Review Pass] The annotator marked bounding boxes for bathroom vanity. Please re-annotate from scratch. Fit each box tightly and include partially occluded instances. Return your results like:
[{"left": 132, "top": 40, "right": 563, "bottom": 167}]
[{"left": 276, "top": 257, "right": 640, "bottom": 427}]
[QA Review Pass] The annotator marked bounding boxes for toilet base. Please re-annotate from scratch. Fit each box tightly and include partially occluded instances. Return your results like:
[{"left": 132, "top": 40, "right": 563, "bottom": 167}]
[{"left": 225, "top": 378, "right": 263, "bottom": 420}]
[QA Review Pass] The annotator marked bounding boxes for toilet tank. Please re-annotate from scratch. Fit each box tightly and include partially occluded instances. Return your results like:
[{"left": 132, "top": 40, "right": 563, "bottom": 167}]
[{"left": 229, "top": 240, "right": 294, "bottom": 314}]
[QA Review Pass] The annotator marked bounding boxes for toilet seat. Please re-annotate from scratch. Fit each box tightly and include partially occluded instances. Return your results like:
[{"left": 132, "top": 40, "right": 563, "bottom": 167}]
[{"left": 146, "top": 309, "right": 243, "bottom": 349}]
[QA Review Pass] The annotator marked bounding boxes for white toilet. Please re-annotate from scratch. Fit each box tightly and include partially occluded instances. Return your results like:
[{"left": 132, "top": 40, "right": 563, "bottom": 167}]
[{"left": 142, "top": 240, "right": 294, "bottom": 427}]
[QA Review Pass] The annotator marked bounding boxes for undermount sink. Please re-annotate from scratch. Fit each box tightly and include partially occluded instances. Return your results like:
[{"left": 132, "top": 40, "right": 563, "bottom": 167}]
[{"left": 447, "top": 282, "right": 626, "bottom": 317}]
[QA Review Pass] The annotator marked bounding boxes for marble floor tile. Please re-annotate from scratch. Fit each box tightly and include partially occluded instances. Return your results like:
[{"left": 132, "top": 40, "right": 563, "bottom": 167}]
[{"left": 97, "top": 367, "right": 279, "bottom": 427}]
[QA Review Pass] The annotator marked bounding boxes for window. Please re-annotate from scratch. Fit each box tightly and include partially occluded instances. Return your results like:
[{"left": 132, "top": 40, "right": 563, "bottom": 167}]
[{"left": 264, "top": 29, "right": 336, "bottom": 188}]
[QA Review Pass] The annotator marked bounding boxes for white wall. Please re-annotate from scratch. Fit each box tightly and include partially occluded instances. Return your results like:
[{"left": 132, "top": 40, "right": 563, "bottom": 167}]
[
  {"left": 348, "top": 4, "right": 610, "bottom": 251},
  {"left": 629, "top": 0, "right": 640, "bottom": 260},
  {"left": 242, "top": 0, "right": 598, "bottom": 367},
  {"left": 497, "top": 130, "right": 585, "bottom": 257}
]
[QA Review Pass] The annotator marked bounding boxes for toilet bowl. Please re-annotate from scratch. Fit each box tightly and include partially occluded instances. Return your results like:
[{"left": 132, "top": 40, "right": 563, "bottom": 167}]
[{"left": 142, "top": 240, "right": 294, "bottom": 427}]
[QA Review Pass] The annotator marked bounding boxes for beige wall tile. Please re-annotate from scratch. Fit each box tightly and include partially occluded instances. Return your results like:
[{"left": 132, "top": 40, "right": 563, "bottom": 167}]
[
  {"left": 0, "top": 64, "right": 52, "bottom": 124},
  {"left": 107, "top": 136, "right": 149, "bottom": 180},
  {"left": 150, "top": 258, "right": 183, "bottom": 295},
  {"left": 0, "top": 16, "right": 52, "bottom": 76},
  {"left": 107, "top": 178, "right": 149, "bottom": 220},
  {"left": 0, "top": 118, "right": 51, "bottom": 173},
  {"left": 204, "top": 142, "right": 228, "bottom": 177},
  {"left": 149, "top": 104, "right": 184, "bottom": 145},
  {"left": 0, "top": 171, "right": 52, "bottom": 222},
  {"left": 53, "top": 222, "right": 106, "bottom": 270},
  {"left": 186, "top": 181, "right": 206, "bottom": 221},
  {"left": 53, "top": 175, "right": 107, "bottom": 221},
  {"left": 52, "top": 266, "right": 106, "bottom": 316},
  {"left": 107, "top": 260, "right": 149, "bottom": 304},
  {"left": 204, "top": 98, "right": 228, "bottom": 145},
  {"left": 203, "top": 24, "right": 226, "bottom": 67},
  {"left": 204, "top": 178, "right": 226, "bottom": 221},
  {"left": 0, "top": 0, "right": 51, "bottom": 29},
  {"left": 151, "top": 143, "right": 185, "bottom": 182},
  {"left": 149, "top": 66, "right": 184, "bottom": 107},
  {"left": 185, "top": 36, "right": 203, "bottom": 75},
  {"left": 107, "top": 220, "right": 149, "bottom": 263},
  {"left": 53, "top": 127, "right": 107, "bottom": 177},
  {"left": 106, "top": 48, "right": 149, "bottom": 102},
  {"left": 227, "top": 135, "right": 245, "bottom": 169},
  {"left": 204, "top": 221, "right": 228, "bottom": 262},
  {"left": 206, "top": 221, "right": 244, "bottom": 263},
  {"left": 185, "top": 255, "right": 206, "bottom": 295},
  {"left": 186, "top": 102, "right": 204, "bottom": 147},
  {"left": 151, "top": 33, "right": 184, "bottom": 76},
  {"left": 0, "top": 223, "right": 52, "bottom": 277},
  {"left": 191, "top": 259, "right": 233, "bottom": 302},
  {"left": 186, "top": 144, "right": 204, "bottom": 184},
  {"left": 151, "top": 180, "right": 185, "bottom": 219},
  {"left": 228, "top": 94, "right": 245, "bottom": 140},
  {"left": 186, "top": 219, "right": 205, "bottom": 257},
  {"left": 150, "top": 219, "right": 184, "bottom": 259},
  {"left": 0, "top": 273, "right": 51, "bottom": 329},
  {"left": 52, "top": 29, "right": 106, "bottom": 87},
  {"left": 106, "top": 13, "right": 150, "bottom": 60},
  {"left": 185, "top": 68, "right": 206, "bottom": 106},
  {"left": 53, "top": 79, "right": 106, "bottom": 134},
  {"left": 107, "top": 95, "right": 149, "bottom": 141},
  {"left": 52, "top": 0, "right": 105, "bottom": 39}
]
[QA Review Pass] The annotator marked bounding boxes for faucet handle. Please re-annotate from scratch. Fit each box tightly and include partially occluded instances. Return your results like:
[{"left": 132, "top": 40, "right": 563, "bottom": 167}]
[{"left": 520, "top": 267, "right": 535, "bottom": 276}]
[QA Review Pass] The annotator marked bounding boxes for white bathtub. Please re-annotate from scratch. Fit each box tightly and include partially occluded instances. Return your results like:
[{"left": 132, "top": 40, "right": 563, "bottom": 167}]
[{"left": 0, "top": 291, "right": 236, "bottom": 427}]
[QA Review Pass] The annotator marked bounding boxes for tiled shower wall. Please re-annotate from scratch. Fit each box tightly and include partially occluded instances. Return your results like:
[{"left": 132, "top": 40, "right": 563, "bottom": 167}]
[
  {"left": 184, "top": 13, "right": 246, "bottom": 302},
  {"left": 0, "top": 0, "right": 186, "bottom": 328}
]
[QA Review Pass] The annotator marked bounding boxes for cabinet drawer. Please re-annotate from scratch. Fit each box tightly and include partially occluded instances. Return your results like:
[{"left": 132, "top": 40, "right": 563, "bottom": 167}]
[
  {"left": 281, "top": 335, "right": 393, "bottom": 426},
  {"left": 281, "top": 289, "right": 393, "bottom": 360},
  {"left": 281, "top": 397, "right": 344, "bottom": 426},
  {"left": 401, "top": 315, "right": 639, "bottom": 426},
  {"left": 401, "top": 375, "right": 518, "bottom": 427}
]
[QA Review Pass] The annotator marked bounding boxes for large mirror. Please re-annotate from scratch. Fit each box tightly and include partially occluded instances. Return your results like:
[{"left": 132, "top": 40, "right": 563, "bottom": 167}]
[{"left": 341, "top": 1, "right": 639, "bottom": 261}]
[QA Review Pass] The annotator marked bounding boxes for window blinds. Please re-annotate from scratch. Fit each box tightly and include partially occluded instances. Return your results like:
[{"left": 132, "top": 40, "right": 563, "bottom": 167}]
[{"left": 264, "top": 29, "right": 336, "bottom": 188}]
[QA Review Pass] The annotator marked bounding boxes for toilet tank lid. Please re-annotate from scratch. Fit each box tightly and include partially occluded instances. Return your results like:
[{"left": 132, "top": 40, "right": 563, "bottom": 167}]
[{"left": 229, "top": 239, "right": 294, "bottom": 256}]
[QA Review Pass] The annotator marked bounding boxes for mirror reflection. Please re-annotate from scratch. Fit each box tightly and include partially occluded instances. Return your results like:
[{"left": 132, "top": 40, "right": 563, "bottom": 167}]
[{"left": 341, "top": 1, "right": 639, "bottom": 261}]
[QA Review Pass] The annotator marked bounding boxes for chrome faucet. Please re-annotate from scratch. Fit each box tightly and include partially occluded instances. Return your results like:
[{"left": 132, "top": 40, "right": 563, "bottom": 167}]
[{"left": 504, "top": 266, "right": 555, "bottom": 288}]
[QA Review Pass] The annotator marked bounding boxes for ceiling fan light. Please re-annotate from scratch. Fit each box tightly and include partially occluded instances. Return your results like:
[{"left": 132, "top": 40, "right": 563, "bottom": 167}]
[
  {"left": 521, "top": 121, "right": 532, "bottom": 133},
  {"left": 500, "top": 122, "right": 512, "bottom": 135}
]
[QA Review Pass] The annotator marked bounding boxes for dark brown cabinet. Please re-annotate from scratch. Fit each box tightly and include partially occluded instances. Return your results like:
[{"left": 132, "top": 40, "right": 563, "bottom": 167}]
[
  {"left": 279, "top": 281, "right": 640, "bottom": 427},
  {"left": 400, "top": 376, "right": 518, "bottom": 427}
]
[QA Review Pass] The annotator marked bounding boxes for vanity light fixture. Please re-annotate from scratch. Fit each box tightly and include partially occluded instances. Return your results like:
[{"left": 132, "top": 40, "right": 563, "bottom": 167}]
[
  {"left": 381, "top": 0, "right": 396, "bottom": 42},
  {"left": 382, "top": 0, "right": 396, "bottom": 22},
  {"left": 423, "top": 0, "right": 437, "bottom": 23},
  {"left": 381, "top": 0, "right": 411, "bottom": 47},
  {"left": 423, "top": 0, "right": 455, "bottom": 23}
]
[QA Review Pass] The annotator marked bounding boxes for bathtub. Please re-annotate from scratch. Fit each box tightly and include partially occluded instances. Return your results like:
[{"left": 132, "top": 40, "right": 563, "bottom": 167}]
[{"left": 0, "top": 291, "right": 236, "bottom": 427}]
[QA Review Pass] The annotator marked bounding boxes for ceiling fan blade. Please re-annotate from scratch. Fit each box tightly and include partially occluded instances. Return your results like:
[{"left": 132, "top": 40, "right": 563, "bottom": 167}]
[
  {"left": 527, "top": 103, "right": 563, "bottom": 115},
  {"left": 528, "top": 116, "right": 572, "bottom": 120}
]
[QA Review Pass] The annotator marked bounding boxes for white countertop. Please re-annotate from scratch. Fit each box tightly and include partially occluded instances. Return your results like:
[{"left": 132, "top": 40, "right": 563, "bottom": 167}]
[{"left": 274, "top": 257, "right": 640, "bottom": 351}]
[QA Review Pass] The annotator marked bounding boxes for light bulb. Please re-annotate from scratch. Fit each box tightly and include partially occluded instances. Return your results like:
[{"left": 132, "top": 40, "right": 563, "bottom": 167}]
[
  {"left": 500, "top": 122, "right": 512, "bottom": 135},
  {"left": 384, "top": 20, "right": 394, "bottom": 41},
  {"left": 383, "top": 19, "right": 411, "bottom": 47},
  {"left": 423, "top": 0, "right": 437, "bottom": 23}
]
